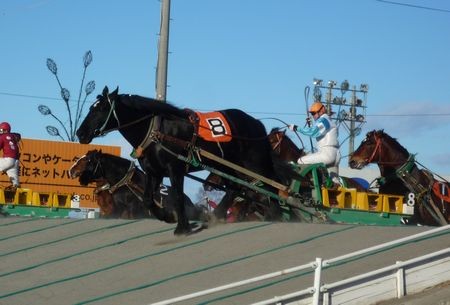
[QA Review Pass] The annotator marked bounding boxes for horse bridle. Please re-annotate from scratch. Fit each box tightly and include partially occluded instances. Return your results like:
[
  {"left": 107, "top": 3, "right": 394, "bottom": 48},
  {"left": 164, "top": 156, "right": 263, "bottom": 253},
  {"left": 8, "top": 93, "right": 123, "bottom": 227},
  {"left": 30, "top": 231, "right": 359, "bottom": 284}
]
[
  {"left": 364, "top": 133, "right": 383, "bottom": 164},
  {"left": 94, "top": 94, "right": 158, "bottom": 153},
  {"left": 91, "top": 156, "right": 144, "bottom": 201},
  {"left": 270, "top": 131, "right": 284, "bottom": 154},
  {"left": 95, "top": 95, "right": 121, "bottom": 137},
  {"left": 86, "top": 154, "right": 105, "bottom": 181}
]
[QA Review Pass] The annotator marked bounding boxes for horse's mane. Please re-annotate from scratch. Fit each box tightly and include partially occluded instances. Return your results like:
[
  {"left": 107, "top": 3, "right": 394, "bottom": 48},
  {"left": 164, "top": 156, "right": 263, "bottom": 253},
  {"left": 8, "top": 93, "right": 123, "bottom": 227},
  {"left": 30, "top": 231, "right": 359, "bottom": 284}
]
[
  {"left": 91, "top": 150, "right": 145, "bottom": 175},
  {"left": 119, "top": 94, "right": 189, "bottom": 119},
  {"left": 374, "top": 129, "right": 409, "bottom": 155},
  {"left": 270, "top": 127, "right": 282, "bottom": 133},
  {"left": 86, "top": 149, "right": 129, "bottom": 168}
]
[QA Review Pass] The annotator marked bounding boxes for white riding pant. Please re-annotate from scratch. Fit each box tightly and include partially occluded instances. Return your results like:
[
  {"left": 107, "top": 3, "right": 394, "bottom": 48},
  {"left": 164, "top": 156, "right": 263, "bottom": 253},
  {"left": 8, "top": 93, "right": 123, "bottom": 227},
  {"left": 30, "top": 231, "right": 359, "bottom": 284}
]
[
  {"left": 0, "top": 157, "right": 19, "bottom": 186},
  {"left": 297, "top": 147, "right": 341, "bottom": 181}
]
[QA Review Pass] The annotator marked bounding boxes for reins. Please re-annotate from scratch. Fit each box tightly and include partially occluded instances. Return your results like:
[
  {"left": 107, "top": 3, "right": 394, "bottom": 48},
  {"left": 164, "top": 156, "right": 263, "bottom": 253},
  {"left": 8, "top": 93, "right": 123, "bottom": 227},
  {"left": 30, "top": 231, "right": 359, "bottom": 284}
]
[
  {"left": 95, "top": 94, "right": 156, "bottom": 137},
  {"left": 96, "top": 95, "right": 119, "bottom": 135},
  {"left": 93, "top": 158, "right": 144, "bottom": 202}
]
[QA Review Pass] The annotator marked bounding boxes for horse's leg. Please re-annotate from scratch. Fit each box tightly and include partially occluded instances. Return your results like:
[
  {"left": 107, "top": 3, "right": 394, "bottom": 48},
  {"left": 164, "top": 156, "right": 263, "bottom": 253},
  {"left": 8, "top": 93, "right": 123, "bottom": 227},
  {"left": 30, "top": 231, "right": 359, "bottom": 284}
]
[
  {"left": 214, "top": 188, "right": 236, "bottom": 221},
  {"left": 145, "top": 175, "right": 169, "bottom": 221},
  {"left": 97, "top": 191, "right": 115, "bottom": 218},
  {"left": 168, "top": 169, "right": 190, "bottom": 235},
  {"left": 184, "top": 194, "right": 207, "bottom": 221},
  {"left": 245, "top": 187, "right": 282, "bottom": 221}
]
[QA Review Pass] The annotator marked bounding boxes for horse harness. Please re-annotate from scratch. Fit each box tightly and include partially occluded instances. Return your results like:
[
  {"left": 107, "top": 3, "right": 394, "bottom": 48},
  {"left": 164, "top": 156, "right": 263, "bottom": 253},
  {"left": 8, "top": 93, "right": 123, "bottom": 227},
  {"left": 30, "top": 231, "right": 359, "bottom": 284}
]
[
  {"left": 130, "top": 109, "right": 201, "bottom": 160},
  {"left": 270, "top": 131, "right": 285, "bottom": 155},
  {"left": 94, "top": 161, "right": 144, "bottom": 202}
]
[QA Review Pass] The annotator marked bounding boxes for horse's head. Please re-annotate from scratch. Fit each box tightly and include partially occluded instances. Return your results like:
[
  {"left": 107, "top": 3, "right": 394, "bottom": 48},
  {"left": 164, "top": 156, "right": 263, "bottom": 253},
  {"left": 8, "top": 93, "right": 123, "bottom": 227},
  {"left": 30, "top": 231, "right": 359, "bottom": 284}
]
[
  {"left": 268, "top": 127, "right": 304, "bottom": 162},
  {"left": 69, "top": 149, "right": 103, "bottom": 185},
  {"left": 349, "top": 129, "right": 408, "bottom": 170},
  {"left": 349, "top": 130, "right": 384, "bottom": 169},
  {"left": 268, "top": 128, "right": 286, "bottom": 155},
  {"left": 77, "top": 86, "right": 120, "bottom": 144}
]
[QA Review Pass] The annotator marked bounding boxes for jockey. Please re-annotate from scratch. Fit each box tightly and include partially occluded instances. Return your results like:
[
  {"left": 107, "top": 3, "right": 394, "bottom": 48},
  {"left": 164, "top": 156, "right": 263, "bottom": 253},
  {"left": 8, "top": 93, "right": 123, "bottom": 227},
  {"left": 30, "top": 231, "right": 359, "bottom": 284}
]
[
  {"left": 0, "top": 122, "right": 21, "bottom": 190},
  {"left": 294, "top": 101, "right": 341, "bottom": 183}
]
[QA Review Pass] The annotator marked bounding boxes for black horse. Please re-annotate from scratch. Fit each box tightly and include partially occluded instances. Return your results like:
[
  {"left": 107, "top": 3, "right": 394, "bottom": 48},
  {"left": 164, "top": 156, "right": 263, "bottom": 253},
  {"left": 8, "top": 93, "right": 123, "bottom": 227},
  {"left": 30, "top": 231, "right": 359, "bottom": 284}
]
[
  {"left": 69, "top": 149, "right": 205, "bottom": 222},
  {"left": 76, "top": 86, "right": 282, "bottom": 235}
]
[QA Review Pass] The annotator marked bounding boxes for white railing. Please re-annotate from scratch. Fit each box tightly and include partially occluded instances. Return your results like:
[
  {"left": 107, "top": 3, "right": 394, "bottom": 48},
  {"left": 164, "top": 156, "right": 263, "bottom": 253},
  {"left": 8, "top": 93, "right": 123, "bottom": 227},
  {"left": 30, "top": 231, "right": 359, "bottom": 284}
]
[
  {"left": 149, "top": 225, "right": 450, "bottom": 305},
  {"left": 254, "top": 247, "right": 450, "bottom": 305}
]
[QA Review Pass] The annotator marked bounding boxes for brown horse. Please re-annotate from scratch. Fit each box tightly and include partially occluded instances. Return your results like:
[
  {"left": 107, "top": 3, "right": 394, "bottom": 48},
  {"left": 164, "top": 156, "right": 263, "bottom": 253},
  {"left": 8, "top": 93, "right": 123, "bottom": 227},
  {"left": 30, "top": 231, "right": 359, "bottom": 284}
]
[
  {"left": 69, "top": 150, "right": 150, "bottom": 219},
  {"left": 69, "top": 150, "right": 205, "bottom": 221},
  {"left": 349, "top": 129, "right": 449, "bottom": 226},
  {"left": 268, "top": 127, "right": 304, "bottom": 162}
]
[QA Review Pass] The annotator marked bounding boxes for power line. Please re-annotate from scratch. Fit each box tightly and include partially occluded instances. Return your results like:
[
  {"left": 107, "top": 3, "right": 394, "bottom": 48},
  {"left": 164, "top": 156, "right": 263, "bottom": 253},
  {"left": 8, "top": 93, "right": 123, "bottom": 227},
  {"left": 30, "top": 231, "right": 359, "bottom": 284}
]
[
  {"left": 376, "top": 0, "right": 450, "bottom": 13},
  {"left": 2, "top": 91, "right": 450, "bottom": 117},
  {"left": 0, "top": 91, "right": 64, "bottom": 102}
]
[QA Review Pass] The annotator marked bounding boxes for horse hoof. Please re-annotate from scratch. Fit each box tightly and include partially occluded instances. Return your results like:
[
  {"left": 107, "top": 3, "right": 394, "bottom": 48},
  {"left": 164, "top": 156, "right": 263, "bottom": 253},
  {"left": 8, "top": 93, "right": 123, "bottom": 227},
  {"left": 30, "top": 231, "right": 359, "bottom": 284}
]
[
  {"left": 174, "top": 226, "right": 190, "bottom": 236},
  {"left": 174, "top": 222, "right": 206, "bottom": 236}
]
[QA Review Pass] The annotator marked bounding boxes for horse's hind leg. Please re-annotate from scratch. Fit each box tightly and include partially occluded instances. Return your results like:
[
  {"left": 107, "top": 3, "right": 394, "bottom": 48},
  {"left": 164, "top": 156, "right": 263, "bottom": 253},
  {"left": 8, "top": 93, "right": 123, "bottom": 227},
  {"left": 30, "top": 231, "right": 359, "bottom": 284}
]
[
  {"left": 245, "top": 188, "right": 283, "bottom": 221},
  {"left": 214, "top": 189, "right": 237, "bottom": 221},
  {"left": 145, "top": 175, "right": 167, "bottom": 221}
]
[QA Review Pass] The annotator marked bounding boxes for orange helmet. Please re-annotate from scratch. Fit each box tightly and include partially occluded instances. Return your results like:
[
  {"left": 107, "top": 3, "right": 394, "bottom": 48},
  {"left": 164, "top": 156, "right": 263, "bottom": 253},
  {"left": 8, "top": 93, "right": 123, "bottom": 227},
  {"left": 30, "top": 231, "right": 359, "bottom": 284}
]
[
  {"left": 0, "top": 122, "right": 11, "bottom": 133},
  {"left": 309, "top": 101, "right": 325, "bottom": 114}
]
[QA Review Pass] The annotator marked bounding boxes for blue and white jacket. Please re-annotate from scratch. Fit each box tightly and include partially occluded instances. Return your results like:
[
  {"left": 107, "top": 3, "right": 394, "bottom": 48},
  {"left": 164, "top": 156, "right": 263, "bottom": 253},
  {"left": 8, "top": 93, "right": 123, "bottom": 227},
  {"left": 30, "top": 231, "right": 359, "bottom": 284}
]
[{"left": 298, "top": 113, "right": 338, "bottom": 150}]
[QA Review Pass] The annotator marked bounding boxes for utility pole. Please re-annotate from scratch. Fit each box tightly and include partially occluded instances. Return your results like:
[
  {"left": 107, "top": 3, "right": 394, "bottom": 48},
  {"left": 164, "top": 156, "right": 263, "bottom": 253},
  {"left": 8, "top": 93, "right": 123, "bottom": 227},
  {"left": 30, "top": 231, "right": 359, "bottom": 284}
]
[
  {"left": 348, "top": 86, "right": 358, "bottom": 157},
  {"left": 155, "top": 0, "right": 171, "bottom": 101}
]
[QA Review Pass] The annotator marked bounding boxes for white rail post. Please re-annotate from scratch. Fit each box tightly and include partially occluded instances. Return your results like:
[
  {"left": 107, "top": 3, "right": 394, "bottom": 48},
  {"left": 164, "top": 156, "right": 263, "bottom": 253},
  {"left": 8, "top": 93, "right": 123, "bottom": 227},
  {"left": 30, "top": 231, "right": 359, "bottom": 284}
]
[
  {"left": 396, "top": 260, "right": 405, "bottom": 298},
  {"left": 313, "top": 257, "right": 323, "bottom": 305}
]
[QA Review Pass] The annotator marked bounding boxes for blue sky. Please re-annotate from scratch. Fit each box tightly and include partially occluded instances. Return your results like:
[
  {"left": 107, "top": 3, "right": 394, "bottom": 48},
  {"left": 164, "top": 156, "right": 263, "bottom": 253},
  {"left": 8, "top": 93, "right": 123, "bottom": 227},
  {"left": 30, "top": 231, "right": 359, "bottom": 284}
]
[{"left": 1, "top": 0, "right": 450, "bottom": 197}]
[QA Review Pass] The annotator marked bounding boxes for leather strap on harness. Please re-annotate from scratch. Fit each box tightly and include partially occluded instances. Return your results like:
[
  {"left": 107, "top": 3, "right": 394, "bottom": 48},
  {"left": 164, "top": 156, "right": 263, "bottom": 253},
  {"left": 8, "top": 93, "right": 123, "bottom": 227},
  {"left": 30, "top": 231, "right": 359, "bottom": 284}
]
[
  {"left": 393, "top": 154, "right": 448, "bottom": 225},
  {"left": 152, "top": 131, "right": 288, "bottom": 192},
  {"left": 94, "top": 162, "right": 144, "bottom": 202},
  {"left": 132, "top": 116, "right": 161, "bottom": 159},
  {"left": 131, "top": 108, "right": 199, "bottom": 159}
]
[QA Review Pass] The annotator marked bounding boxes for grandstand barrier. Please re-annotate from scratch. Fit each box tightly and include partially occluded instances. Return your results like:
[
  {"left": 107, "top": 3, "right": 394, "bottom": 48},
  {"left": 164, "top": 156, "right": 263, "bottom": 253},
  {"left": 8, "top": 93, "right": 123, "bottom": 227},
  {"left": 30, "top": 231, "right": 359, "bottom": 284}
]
[
  {"left": 322, "top": 188, "right": 406, "bottom": 214},
  {"left": 0, "top": 189, "right": 5, "bottom": 204},
  {"left": 382, "top": 194, "right": 404, "bottom": 213},
  {"left": 3, "top": 188, "right": 33, "bottom": 205},
  {"left": 52, "top": 193, "right": 71, "bottom": 208},
  {"left": 32, "top": 191, "right": 54, "bottom": 206},
  {"left": 2, "top": 188, "right": 72, "bottom": 208},
  {"left": 322, "top": 187, "right": 357, "bottom": 209}
]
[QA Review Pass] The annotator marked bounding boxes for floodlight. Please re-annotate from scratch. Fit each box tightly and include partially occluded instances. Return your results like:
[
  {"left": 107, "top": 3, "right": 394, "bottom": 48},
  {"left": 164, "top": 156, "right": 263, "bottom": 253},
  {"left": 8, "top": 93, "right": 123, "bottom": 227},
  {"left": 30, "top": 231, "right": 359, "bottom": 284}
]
[
  {"left": 356, "top": 98, "right": 363, "bottom": 106},
  {"left": 337, "top": 109, "right": 348, "bottom": 121},
  {"left": 332, "top": 97, "right": 346, "bottom": 105},
  {"left": 328, "top": 80, "right": 337, "bottom": 88},
  {"left": 340, "top": 80, "right": 349, "bottom": 94},
  {"left": 356, "top": 114, "right": 365, "bottom": 122},
  {"left": 360, "top": 84, "right": 369, "bottom": 92},
  {"left": 313, "top": 78, "right": 323, "bottom": 86}
]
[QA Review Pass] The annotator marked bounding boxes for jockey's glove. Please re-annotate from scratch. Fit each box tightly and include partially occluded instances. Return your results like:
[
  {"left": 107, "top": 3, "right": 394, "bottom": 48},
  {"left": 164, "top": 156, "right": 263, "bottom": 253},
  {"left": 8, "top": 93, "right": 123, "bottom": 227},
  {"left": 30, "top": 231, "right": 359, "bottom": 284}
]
[{"left": 288, "top": 124, "right": 298, "bottom": 131}]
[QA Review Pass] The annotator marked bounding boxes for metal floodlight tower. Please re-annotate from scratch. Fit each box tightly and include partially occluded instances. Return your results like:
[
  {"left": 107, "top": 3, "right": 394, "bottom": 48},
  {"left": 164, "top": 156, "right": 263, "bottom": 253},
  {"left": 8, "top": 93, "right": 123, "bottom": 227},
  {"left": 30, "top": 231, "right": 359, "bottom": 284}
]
[{"left": 312, "top": 78, "right": 368, "bottom": 165}]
